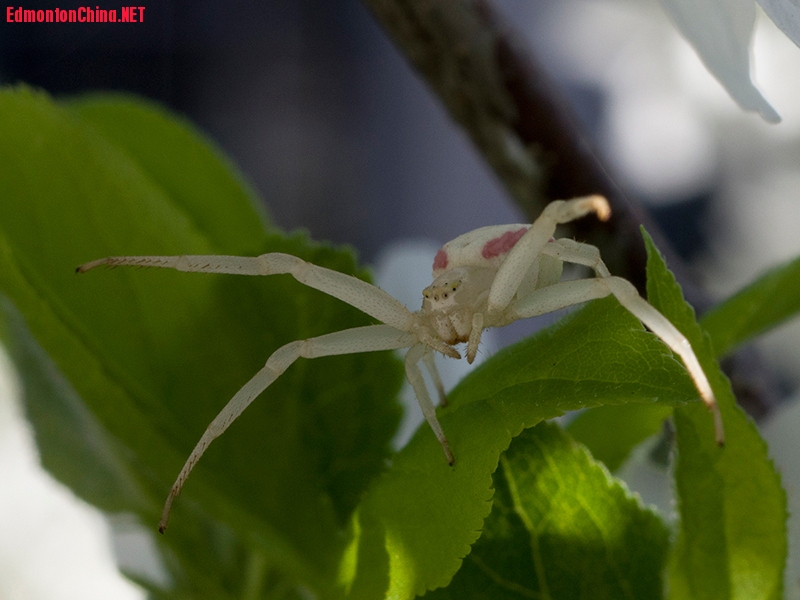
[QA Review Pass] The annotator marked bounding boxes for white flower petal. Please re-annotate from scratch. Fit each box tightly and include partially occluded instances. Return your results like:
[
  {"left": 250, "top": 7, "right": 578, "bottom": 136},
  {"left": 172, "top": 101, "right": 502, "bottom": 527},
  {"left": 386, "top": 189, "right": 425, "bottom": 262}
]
[
  {"left": 658, "top": 0, "right": 781, "bottom": 122},
  {"left": 757, "top": 0, "right": 800, "bottom": 48}
]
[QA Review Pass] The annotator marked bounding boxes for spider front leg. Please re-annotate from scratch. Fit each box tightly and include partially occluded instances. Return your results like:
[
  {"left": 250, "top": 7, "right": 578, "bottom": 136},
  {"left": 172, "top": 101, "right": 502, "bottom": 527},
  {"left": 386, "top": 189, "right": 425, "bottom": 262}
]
[
  {"left": 158, "top": 324, "right": 415, "bottom": 532},
  {"left": 78, "top": 253, "right": 414, "bottom": 333}
]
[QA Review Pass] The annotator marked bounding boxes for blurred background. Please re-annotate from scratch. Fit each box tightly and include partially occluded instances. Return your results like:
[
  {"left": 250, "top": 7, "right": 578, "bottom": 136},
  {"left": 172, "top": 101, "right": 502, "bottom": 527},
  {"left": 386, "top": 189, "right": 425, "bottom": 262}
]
[{"left": 1, "top": 0, "right": 799, "bottom": 597}]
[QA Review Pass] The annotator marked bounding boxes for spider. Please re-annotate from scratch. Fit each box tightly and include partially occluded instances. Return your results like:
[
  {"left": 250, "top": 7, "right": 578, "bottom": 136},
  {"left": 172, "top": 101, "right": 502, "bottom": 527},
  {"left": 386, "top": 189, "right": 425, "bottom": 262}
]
[{"left": 77, "top": 195, "right": 724, "bottom": 532}]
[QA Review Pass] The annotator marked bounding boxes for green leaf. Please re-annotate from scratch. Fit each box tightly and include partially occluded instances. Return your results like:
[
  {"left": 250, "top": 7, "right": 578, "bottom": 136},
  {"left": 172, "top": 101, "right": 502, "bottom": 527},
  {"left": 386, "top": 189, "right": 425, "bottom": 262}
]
[
  {"left": 700, "top": 256, "right": 800, "bottom": 357},
  {"left": 0, "top": 85, "right": 404, "bottom": 596},
  {"left": 567, "top": 403, "right": 673, "bottom": 472},
  {"left": 1, "top": 296, "right": 152, "bottom": 514},
  {"left": 426, "top": 421, "right": 669, "bottom": 600},
  {"left": 65, "top": 93, "right": 271, "bottom": 251},
  {"left": 343, "top": 296, "right": 703, "bottom": 598},
  {"left": 641, "top": 228, "right": 787, "bottom": 600}
]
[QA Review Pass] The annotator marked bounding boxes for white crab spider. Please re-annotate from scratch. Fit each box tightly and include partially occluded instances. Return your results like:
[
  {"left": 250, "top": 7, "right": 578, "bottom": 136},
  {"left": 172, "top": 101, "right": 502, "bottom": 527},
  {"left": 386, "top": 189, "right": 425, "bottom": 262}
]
[{"left": 77, "top": 195, "right": 724, "bottom": 532}]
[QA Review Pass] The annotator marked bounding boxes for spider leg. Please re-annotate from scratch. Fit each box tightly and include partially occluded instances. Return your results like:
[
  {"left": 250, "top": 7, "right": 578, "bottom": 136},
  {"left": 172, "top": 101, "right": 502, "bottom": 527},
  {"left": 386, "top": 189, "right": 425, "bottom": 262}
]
[
  {"left": 508, "top": 279, "right": 612, "bottom": 322},
  {"left": 159, "top": 324, "right": 415, "bottom": 533},
  {"left": 78, "top": 253, "right": 414, "bottom": 332},
  {"left": 538, "top": 239, "right": 725, "bottom": 445},
  {"left": 540, "top": 238, "right": 611, "bottom": 277},
  {"left": 602, "top": 277, "right": 724, "bottom": 445},
  {"left": 422, "top": 349, "right": 447, "bottom": 407},
  {"left": 406, "top": 344, "right": 454, "bottom": 465},
  {"left": 487, "top": 195, "right": 610, "bottom": 314}
]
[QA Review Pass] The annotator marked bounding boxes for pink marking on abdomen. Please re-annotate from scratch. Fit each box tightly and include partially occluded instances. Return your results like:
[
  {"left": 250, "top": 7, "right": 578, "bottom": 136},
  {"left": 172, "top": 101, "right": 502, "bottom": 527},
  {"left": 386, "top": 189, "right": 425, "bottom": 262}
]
[
  {"left": 482, "top": 228, "right": 527, "bottom": 259},
  {"left": 433, "top": 248, "right": 449, "bottom": 271}
]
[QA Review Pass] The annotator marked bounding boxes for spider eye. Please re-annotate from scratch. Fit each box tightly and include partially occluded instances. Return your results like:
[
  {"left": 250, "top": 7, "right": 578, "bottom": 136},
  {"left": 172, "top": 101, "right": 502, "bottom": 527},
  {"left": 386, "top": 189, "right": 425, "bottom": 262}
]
[
  {"left": 434, "top": 295, "right": 439, "bottom": 301},
  {"left": 451, "top": 286, "right": 456, "bottom": 291},
  {"left": 443, "top": 293, "right": 448, "bottom": 298}
]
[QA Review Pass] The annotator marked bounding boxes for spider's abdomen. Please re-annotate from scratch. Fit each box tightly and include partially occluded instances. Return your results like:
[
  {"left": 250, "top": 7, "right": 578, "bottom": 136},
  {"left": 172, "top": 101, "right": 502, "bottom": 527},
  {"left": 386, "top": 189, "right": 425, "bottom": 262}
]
[{"left": 433, "top": 224, "right": 530, "bottom": 277}]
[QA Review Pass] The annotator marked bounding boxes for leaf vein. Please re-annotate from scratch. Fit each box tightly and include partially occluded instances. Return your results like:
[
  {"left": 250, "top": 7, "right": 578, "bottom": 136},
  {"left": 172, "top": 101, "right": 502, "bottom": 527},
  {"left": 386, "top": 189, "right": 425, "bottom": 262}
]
[{"left": 500, "top": 454, "right": 551, "bottom": 600}]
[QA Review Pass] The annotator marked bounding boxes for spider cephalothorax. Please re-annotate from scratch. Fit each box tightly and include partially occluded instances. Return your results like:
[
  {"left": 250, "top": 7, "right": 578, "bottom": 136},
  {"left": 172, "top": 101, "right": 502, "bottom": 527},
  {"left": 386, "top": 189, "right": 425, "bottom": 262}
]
[
  {"left": 420, "top": 268, "right": 490, "bottom": 345},
  {"left": 78, "top": 195, "right": 724, "bottom": 532}
]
